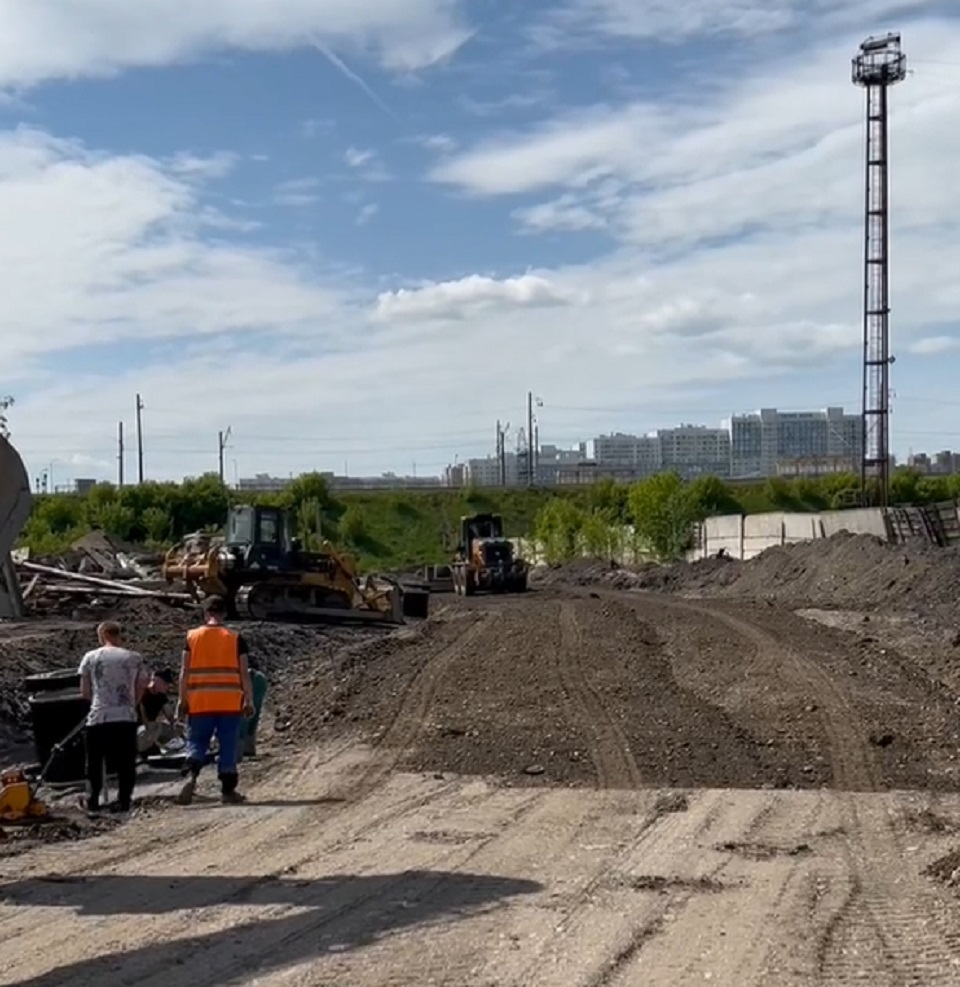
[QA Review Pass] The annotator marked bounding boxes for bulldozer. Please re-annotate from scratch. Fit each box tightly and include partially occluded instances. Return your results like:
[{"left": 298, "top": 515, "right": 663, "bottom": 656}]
[
  {"left": 161, "top": 504, "right": 428, "bottom": 623},
  {"left": 450, "top": 512, "right": 528, "bottom": 596}
]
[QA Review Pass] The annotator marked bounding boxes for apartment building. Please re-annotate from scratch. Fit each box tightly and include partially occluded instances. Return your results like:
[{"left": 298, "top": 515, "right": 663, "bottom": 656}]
[
  {"left": 731, "top": 407, "right": 862, "bottom": 478},
  {"left": 592, "top": 432, "right": 662, "bottom": 476},
  {"left": 657, "top": 425, "right": 731, "bottom": 479}
]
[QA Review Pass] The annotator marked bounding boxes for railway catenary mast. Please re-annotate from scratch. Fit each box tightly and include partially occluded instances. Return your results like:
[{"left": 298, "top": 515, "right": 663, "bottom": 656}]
[{"left": 852, "top": 32, "right": 907, "bottom": 507}]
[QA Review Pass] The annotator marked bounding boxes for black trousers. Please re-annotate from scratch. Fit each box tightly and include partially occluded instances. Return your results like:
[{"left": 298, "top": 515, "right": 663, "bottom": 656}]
[{"left": 85, "top": 721, "right": 138, "bottom": 810}]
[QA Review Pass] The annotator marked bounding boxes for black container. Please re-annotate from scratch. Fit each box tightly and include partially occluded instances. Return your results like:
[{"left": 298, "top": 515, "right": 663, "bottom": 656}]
[
  {"left": 29, "top": 689, "right": 89, "bottom": 784},
  {"left": 23, "top": 668, "right": 81, "bottom": 694}
]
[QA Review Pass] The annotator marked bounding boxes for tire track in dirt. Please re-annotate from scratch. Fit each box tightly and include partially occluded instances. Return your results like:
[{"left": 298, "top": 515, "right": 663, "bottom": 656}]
[
  {"left": 622, "top": 594, "right": 960, "bottom": 984},
  {"left": 556, "top": 601, "right": 641, "bottom": 789},
  {"left": 184, "top": 793, "right": 546, "bottom": 987},
  {"left": 9, "top": 792, "right": 546, "bottom": 987},
  {"left": 349, "top": 612, "right": 490, "bottom": 793}
]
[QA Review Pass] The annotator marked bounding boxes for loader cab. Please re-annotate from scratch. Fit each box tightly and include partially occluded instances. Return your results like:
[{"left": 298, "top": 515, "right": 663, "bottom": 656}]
[
  {"left": 225, "top": 505, "right": 293, "bottom": 569},
  {"left": 458, "top": 512, "right": 504, "bottom": 549},
  {"left": 456, "top": 513, "right": 513, "bottom": 564}
]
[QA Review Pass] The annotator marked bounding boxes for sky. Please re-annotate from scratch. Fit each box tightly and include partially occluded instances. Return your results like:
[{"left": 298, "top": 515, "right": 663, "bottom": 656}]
[{"left": 3, "top": 0, "right": 960, "bottom": 487}]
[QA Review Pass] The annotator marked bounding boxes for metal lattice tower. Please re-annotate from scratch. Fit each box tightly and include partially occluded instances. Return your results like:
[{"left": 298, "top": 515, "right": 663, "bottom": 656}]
[{"left": 853, "top": 33, "right": 906, "bottom": 507}]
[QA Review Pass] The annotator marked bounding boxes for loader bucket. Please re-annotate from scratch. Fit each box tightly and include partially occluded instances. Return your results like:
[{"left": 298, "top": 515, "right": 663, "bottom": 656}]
[
  {"left": 402, "top": 587, "right": 430, "bottom": 620},
  {"left": 0, "top": 436, "right": 32, "bottom": 618}
]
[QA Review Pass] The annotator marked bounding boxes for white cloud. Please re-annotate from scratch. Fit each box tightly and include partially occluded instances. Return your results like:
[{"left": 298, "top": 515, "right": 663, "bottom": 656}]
[
  {"left": 273, "top": 176, "right": 321, "bottom": 206},
  {"left": 412, "top": 133, "right": 458, "bottom": 153},
  {"left": 373, "top": 273, "right": 578, "bottom": 321},
  {"left": 0, "top": 1, "right": 474, "bottom": 89},
  {"left": 908, "top": 335, "right": 960, "bottom": 354},
  {"left": 551, "top": 0, "right": 939, "bottom": 43},
  {"left": 344, "top": 147, "right": 375, "bottom": 167},
  {"left": 514, "top": 195, "right": 607, "bottom": 233},
  {"left": 355, "top": 202, "right": 379, "bottom": 225},
  {"left": 0, "top": 127, "right": 347, "bottom": 371}
]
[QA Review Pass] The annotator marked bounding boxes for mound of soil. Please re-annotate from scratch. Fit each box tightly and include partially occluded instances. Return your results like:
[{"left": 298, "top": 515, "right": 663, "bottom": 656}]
[{"left": 538, "top": 533, "right": 960, "bottom": 620}]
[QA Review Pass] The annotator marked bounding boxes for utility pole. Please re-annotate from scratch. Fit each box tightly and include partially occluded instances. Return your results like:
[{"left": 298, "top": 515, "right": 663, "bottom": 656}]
[
  {"left": 135, "top": 394, "right": 144, "bottom": 484},
  {"left": 218, "top": 427, "right": 232, "bottom": 485},
  {"left": 117, "top": 422, "right": 124, "bottom": 488},
  {"left": 496, "top": 420, "right": 503, "bottom": 485},
  {"left": 527, "top": 391, "right": 534, "bottom": 486}
]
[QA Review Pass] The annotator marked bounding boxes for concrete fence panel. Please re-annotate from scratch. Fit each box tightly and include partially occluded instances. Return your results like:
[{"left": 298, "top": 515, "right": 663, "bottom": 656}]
[
  {"left": 819, "top": 508, "right": 888, "bottom": 540},
  {"left": 742, "top": 512, "right": 786, "bottom": 559},
  {"left": 783, "top": 513, "right": 823, "bottom": 544},
  {"left": 703, "top": 514, "right": 744, "bottom": 559}
]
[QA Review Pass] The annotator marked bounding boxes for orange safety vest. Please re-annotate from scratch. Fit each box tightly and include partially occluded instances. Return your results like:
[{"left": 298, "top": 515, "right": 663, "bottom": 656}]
[{"left": 185, "top": 624, "right": 244, "bottom": 715}]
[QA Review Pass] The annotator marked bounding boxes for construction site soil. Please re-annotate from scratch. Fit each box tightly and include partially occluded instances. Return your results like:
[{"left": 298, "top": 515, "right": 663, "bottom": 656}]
[{"left": 9, "top": 537, "right": 960, "bottom": 982}]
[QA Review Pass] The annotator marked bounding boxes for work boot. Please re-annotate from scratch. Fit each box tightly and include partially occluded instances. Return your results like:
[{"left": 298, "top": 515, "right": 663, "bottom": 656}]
[
  {"left": 218, "top": 771, "right": 246, "bottom": 804},
  {"left": 176, "top": 776, "right": 196, "bottom": 806}
]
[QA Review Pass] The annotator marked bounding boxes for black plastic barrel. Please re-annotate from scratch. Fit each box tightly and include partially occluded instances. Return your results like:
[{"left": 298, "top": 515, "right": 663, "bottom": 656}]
[
  {"left": 28, "top": 689, "right": 89, "bottom": 784},
  {"left": 23, "top": 668, "right": 81, "bottom": 694}
]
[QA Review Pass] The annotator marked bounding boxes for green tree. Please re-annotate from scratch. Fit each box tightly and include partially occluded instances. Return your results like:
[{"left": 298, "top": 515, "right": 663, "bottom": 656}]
[
  {"left": 339, "top": 505, "right": 366, "bottom": 545},
  {"left": 628, "top": 472, "right": 699, "bottom": 561},
  {"left": 141, "top": 506, "right": 171, "bottom": 544},
  {"left": 533, "top": 497, "right": 584, "bottom": 563},
  {"left": 688, "top": 475, "right": 741, "bottom": 516},
  {"left": 280, "top": 472, "right": 332, "bottom": 513}
]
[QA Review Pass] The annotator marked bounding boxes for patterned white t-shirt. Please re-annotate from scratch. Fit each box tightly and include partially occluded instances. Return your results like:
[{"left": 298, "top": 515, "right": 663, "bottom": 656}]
[{"left": 78, "top": 645, "right": 147, "bottom": 725}]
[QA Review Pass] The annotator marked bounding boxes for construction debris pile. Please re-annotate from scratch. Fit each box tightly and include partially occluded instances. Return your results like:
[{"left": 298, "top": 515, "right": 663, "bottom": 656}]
[{"left": 12, "top": 531, "right": 190, "bottom": 616}]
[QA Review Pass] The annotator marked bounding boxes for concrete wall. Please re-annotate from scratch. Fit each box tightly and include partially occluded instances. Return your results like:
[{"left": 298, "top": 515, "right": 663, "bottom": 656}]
[
  {"left": 742, "top": 512, "right": 786, "bottom": 560},
  {"left": 819, "top": 508, "right": 888, "bottom": 539},
  {"left": 691, "top": 506, "right": 890, "bottom": 560},
  {"left": 703, "top": 514, "right": 743, "bottom": 559}
]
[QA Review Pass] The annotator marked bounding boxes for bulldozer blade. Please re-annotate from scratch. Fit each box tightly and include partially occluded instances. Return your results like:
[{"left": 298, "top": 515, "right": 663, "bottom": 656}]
[{"left": 0, "top": 437, "right": 32, "bottom": 619}]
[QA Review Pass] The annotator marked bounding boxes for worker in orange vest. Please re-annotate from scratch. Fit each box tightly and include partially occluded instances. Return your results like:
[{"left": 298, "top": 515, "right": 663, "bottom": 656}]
[{"left": 175, "top": 595, "right": 255, "bottom": 805}]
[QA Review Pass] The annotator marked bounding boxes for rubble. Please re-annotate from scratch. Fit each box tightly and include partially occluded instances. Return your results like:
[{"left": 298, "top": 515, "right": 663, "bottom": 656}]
[{"left": 11, "top": 530, "right": 190, "bottom": 616}]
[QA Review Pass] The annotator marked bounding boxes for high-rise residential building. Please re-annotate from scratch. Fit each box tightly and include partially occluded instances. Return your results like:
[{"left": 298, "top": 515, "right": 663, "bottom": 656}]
[
  {"left": 731, "top": 407, "right": 862, "bottom": 478},
  {"left": 657, "top": 425, "right": 731, "bottom": 479},
  {"left": 592, "top": 433, "right": 662, "bottom": 475}
]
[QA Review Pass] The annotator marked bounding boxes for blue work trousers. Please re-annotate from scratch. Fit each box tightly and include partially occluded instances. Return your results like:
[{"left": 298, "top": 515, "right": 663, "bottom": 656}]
[{"left": 187, "top": 713, "right": 244, "bottom": 775}]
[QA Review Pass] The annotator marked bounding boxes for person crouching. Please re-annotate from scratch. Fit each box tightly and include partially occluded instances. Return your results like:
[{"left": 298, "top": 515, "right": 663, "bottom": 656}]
[{"left": 176, "top": 596, "right": 255, "bottom": 805}]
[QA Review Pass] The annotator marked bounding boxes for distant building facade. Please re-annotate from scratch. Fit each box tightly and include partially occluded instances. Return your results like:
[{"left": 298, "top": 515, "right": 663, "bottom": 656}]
[{"left": 731, "top": 407, "right": 862, "bottom": 478}]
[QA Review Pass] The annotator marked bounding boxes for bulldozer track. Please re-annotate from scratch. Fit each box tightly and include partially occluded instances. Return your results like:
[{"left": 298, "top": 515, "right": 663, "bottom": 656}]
[
  {"left": 557, "top": 601, "right": 641, "bottom": 789},
  {"left": 351, "top": 613, "right": 489, "bottom": 793}
]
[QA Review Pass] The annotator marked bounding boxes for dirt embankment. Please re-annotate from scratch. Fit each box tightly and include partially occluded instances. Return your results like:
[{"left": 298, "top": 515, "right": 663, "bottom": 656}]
[{"left": 536, "top": 533, "right": 960, "bottom": 619}]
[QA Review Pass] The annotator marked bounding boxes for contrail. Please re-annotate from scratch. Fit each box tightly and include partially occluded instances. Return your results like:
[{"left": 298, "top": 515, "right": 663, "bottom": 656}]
[{"left": 310, "top": 37, "right": 401, "bottom": 122}]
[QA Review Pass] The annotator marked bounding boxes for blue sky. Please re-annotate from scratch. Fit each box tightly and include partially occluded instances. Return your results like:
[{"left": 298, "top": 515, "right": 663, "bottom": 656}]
[{"left": 2, "top": 0, "right": 960, "bottom": 486}]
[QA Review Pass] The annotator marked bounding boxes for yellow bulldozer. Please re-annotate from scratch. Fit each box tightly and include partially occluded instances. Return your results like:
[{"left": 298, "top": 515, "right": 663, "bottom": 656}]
[
  {"left": 162, "top": 504, "right": 428, "bottom": 623},
  {"left": 450, "top": 512, "right": 528, "bottom": 596}
]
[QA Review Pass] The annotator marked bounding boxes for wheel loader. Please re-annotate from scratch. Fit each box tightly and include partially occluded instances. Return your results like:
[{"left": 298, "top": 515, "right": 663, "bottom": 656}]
[
  {"left": 162, "top": 504, "right": 428, "bottom": 623},
  {"left": 450, "top": 512, "right": 528, "bottom": 596}
]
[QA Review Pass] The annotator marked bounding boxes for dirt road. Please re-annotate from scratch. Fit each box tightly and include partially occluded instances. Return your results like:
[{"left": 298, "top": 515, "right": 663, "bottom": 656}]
[{"left": 3, "top": 588, "right": 960, "bottom": 985}]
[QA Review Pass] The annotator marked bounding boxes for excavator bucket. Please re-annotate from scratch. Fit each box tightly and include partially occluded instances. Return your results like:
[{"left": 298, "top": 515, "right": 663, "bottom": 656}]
[{"left": 0, "top": 436, "right": 32, "bottom": 619}]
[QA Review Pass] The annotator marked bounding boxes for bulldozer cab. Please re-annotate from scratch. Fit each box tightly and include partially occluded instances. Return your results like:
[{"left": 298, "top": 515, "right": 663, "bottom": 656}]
[{"left": 225, "top": 505, "right": 292, "bottom": 568}]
